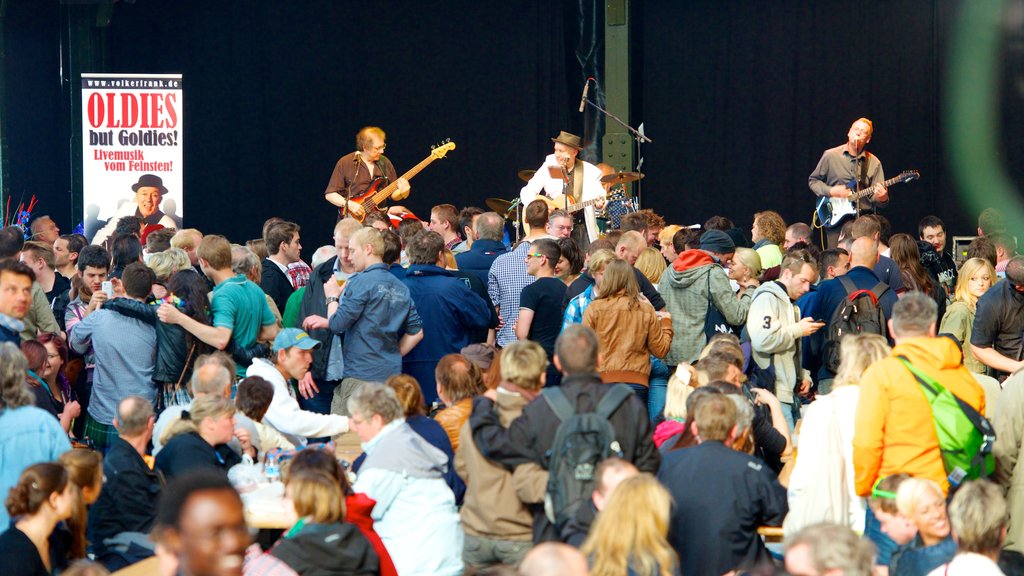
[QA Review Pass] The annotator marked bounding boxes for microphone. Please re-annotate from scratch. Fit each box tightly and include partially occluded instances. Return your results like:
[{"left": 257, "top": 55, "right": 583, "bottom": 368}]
[{"left": 578, "top": 80, "right": 590, "bottom": 113}]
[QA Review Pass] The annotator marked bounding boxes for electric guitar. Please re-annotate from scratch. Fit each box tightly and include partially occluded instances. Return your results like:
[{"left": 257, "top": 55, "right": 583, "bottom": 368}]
[
  {"left": 345, "top": 140, "right": 456, "bottom": 221},
  {"left": 815, "top": 170, "right": 920, "bottom": 228},
  {"left": 522, "top": 191, "right": 626, "bottom": 235}
]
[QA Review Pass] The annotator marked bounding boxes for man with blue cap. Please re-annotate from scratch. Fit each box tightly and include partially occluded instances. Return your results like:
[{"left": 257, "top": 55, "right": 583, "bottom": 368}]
[{"left": 245, "top": 327, "right": 349, "bottom": 446}]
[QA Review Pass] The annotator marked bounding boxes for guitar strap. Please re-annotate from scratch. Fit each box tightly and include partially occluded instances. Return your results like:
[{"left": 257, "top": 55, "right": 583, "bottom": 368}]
[
  {"left": 571, "top": 165, "right": 584, "bottom": 206},
  {"left": 857, "top": 153, "right": 869, "bottom": 216}
]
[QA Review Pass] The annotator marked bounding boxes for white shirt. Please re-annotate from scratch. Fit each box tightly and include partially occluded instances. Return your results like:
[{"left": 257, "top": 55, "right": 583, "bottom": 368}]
[
  {"left": 520, "top": 153, "right": 604, "bottom": 242},
  {"left": 245, "top": 358, "right": 348, "bottom": 446}
]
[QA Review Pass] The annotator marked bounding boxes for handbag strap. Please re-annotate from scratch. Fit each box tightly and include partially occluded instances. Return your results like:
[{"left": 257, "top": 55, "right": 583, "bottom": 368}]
[{"left": 174, "top": 342, "right": 198, "bottom": 390}]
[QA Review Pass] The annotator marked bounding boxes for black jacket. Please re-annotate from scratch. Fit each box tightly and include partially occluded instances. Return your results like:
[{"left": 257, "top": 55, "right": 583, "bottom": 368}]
[
  {"left": 298, "top": 256, "right": 339, "bottom": 380},
  {"left": 261, "top": 258, "right": 295, "bottom": 314},
  {"left": 87, "top": 437, "right": 163, "bottom": 553},
  {"left": 470, "top": 372, "right": 660, "bottom": 540},
  {"left": 270, "top": 522, "right": 379, "bottom": 576},
  {"left": 154, "top": 431, "right": 241, "bottom": 481},
  {"left": 657, "top": 441, "right": 787, "bottom": 576}
]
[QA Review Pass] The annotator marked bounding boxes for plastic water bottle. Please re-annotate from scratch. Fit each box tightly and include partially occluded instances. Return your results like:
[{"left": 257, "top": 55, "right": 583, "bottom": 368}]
[{"left": 264, "top": 451, "right": 280, "bottom": 482}]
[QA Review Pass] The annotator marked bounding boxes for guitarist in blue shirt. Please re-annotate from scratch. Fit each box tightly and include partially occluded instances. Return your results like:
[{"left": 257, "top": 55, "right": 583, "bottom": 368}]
[{"left": 809, "top": 118, "right": 890, "bottom": 248}]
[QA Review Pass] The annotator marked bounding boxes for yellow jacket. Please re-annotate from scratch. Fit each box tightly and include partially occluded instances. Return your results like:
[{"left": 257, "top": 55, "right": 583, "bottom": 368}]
[{"left": 853, "top": 336, "right": 985, "bottom": 496}]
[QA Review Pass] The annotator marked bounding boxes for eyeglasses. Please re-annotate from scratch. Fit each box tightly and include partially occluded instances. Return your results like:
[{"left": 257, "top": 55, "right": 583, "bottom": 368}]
[
  {"left": 526, "top": 253, "right": 545, "bottom": 260},
  {"left": 371, "top": 143, "right": 386, "bottom": 152},
  {"left": 871, "top": 477, "right": 897, "bottom": 500}
]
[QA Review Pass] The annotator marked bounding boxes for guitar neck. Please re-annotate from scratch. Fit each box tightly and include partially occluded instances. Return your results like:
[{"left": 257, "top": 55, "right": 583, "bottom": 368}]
[
  {"left": 851, "top": 174, "right": 906, "bottom": 201},
  {"left": 367, "top": 154, "right": 440, "bottom": 207},
  {"left": 566, "top": 197, "right": 603, "bottom": 213}
]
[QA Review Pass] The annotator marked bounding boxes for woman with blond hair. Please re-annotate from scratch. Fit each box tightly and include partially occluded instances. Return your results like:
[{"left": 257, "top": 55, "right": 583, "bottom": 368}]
[
  {"left": 268, "top": 470, "right": 380, "bottom": 574},
  {"left": 890, "top": 477, "right": 955, "bottom": 575},
  {"left": 581, "top": 473, "right": 678, "bottom": 576},
  {"left": 635, "top": 247, "right": 667, "bottom": 286},
  {"left": 154, "top": 395, "right": 253, "bottom": 480},
  {"left": 583, "top": 259, "right": 673, "bottom": 409},
  {"left": 785, "top": 333, "right": 891, "bottom": 537},
  {"left": 939, "top": 257, "right": 996, "bottom": 374},
  {"left": 728, "top": 247, "right": 762, "bottom": 290}
]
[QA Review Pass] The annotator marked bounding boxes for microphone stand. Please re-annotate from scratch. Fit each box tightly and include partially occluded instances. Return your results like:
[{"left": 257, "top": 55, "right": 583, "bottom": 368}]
[{"left": 582, "top": 93, "right": 652, "bottom": 208}]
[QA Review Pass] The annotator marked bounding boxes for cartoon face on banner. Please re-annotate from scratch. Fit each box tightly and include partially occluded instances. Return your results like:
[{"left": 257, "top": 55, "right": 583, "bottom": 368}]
[{"left": 81, "top": 74, "right": 183, "bottom": 243}]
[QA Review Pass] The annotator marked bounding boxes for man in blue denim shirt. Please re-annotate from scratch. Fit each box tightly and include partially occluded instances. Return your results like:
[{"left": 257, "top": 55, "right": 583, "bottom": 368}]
[{"left": 323, "top": 227, "right": 423, "bottom": 417}]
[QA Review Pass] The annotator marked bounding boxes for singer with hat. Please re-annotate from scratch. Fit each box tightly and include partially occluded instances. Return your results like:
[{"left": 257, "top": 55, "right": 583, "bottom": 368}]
[
  {"left": 92, "top": 173, "right": 178, "bottom": 245},
  {"left": 520, "top": 131, "right": 606, "bottom": 249}
]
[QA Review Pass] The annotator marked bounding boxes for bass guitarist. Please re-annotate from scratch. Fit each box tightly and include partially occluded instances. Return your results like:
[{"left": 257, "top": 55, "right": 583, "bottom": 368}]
[
  {"left": 324, "top": 126, "right": 412, "bottom": 219},
  {"left": 809, "top": 118, "right": 889, "bottom": 248},
  {"left": 520, "top": 131, "right": 606, "bottom": 249}
]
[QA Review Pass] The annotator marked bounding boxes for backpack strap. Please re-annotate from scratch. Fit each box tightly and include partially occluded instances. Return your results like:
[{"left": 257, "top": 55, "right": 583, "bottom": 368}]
[
  {"left": 869, "top": 281, "right": 889, "bottom": 300},
  {"left": 896, "top": 356, "right": 997, "bottom": 473},
  {"left": 595, "top": 384, "right": 634, "bottom": 420},
  {"left": 838, "top": 275, "right": 857, "bottom": 297},
  {"left": 542, "top": 387, "right": 577, "bottom": 423}
]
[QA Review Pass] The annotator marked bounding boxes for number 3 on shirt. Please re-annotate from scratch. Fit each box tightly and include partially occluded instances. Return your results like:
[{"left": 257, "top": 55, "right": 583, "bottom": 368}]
[{"left": 762, "top": 316, "right": 771, "bottom": 329}]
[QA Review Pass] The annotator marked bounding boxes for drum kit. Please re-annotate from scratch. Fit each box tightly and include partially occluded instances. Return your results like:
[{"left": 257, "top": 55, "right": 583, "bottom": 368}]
[{"left": 485, "top": 169, "right": 643, "bottom": 239}]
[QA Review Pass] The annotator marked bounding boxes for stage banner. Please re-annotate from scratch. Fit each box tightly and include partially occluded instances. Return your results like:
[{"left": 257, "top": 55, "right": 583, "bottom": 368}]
[{"left": 81, "top": 73, "right": 183, "bottom": 244}]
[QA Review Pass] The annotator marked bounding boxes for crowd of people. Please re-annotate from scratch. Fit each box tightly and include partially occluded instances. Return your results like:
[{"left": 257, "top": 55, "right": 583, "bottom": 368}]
[{"left": 0, "top": 126, "right": 1023, "bottom": 576}]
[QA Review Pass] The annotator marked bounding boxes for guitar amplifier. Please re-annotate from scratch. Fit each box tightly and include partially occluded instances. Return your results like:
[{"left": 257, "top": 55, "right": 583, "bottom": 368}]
[{"left": 952, "top": 236, "right": 977, "bottom": 266}]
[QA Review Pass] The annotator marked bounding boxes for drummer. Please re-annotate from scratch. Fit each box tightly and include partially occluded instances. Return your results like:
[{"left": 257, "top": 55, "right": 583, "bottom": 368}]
[{"left": 520, "top": 131, "right": 606, "bottom": 251}]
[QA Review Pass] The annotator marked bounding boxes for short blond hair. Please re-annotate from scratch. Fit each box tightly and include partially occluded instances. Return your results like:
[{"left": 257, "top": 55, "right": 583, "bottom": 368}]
[
  {"left": 635, "top": 247, "right": 667, "bottom": 285},
  {"left": 350, "top": 226, "right": 384, "bottom": 257},
  {"left": 171, "top": 229, "right": 203, "bottom": 252},
  {"left": 147, "top": 248, "right": 191, "bottom": 281},
  {"left": 334, "top": 217, "right": 363, "bottom": 240},
  {"left": 499, "top": 340, "right": 548, "bottom": 390},
  {"left": 896, "top": 477, "right": 945, "bottom": 519},
  {"left": 658, "top": 225, "right": 682, "bottom": 248}
]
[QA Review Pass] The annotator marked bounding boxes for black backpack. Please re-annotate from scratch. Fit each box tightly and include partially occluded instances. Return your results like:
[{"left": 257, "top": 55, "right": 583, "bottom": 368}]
[
  {"left": 824, "top": 276, "right": 889, "bottom": 372},
  {"left": 541, "top": 385, "right": 633, "bottom": 532}
]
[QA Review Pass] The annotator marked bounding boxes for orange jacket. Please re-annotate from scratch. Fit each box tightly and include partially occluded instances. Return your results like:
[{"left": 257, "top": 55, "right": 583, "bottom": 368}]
[{"left": 853, "top": 336, "right": 985, "bottom": 496}]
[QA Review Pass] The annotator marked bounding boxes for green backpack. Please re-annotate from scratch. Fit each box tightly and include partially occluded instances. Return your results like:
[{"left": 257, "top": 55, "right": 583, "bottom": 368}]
[{"left": 898, "top": 356, "right": 996, "bottom": 487}]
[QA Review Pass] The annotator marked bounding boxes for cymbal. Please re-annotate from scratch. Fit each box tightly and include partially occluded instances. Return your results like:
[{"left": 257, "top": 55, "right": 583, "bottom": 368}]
[
  {"left": 486, "top": 198, "right": 514, "bottom": 213},
  {"left": 601, "top": 171, "right": 645, "bottom": 184},
  {"left": 517, "top": 169, "right": 537, "bottom": 182}
]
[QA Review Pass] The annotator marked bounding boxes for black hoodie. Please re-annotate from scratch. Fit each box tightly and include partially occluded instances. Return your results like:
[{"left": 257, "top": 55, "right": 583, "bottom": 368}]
[{"left": 270, "top": 522, "right": 379, "bottom": 576}]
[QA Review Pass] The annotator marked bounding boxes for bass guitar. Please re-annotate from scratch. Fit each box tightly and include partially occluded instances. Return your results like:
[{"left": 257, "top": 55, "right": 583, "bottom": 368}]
[
  {"left": 347, "top": 140, "right": 456, "bottom": 221},
  {"left": 815, "top": 170, "right": 920, "bottom": 228}
]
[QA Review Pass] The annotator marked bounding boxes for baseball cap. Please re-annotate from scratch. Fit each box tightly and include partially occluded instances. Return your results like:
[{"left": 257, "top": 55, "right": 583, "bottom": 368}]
[{"left": 273, "top": 328, "right": 321, "bottom": 353}]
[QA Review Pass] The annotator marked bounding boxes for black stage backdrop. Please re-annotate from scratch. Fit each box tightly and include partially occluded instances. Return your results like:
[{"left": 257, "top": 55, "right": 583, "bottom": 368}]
[
  {"left": 5, "top": 1, "right": 1022, "bottom": 242},
  {"left": 640, "top": 0, "right": 1023, "bottom": 238}
]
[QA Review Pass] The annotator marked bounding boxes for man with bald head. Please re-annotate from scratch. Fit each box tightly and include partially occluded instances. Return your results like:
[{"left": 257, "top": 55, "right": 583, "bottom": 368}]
[
  {"left": 519, "top": 542, "right": 590, "bottom": 576},
  {"left": 88, "top": 395, "right": 162, "bottom": 567},
  {"left": 809, "top": 235, "right": 898, "bottom": 387},
  {"left": 455, "top": 211, "right": 507, "bottom": 285}
]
